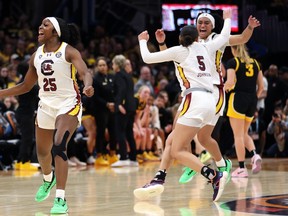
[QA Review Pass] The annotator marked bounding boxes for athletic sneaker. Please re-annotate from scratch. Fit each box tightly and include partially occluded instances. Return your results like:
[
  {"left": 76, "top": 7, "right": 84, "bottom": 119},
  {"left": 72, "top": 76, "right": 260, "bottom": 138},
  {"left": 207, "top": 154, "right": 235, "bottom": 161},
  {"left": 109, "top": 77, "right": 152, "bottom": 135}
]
[
  {"left": 209, "top": 171, "right": 228, "bottom": 202},
  {"left": 199, "top": 151, "right": 212, "bottom": 163},
  {"left": 251, "top": 154, "right": 262, "bottom": 174},
  {"left": 35, "top": 173, "right": 56, "bottom": 202},
  {"left": 111, "top": 159, "right": 130, "bottom": 167},
  {"left": 231, "top": 167, "right": 248, "bottom": 178},
  {"left": 218, "top": 159, "right": 232, "bottom": 184},
  {"left": 134, "top": 179, "right": 164, "bottom": 200},
  {"left": 178, "top": 167, "right": 197, "bottom": 184},
  {"left": 50, "top": 197, "right": 68, "bottom": 214}
]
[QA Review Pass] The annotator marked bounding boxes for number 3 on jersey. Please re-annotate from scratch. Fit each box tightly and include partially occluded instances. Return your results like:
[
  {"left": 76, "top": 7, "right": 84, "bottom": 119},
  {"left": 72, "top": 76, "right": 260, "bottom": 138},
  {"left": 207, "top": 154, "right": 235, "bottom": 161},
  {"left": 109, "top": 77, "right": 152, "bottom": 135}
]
[{"left": 245, "top": 64, "right": 254, "bottom": 77}]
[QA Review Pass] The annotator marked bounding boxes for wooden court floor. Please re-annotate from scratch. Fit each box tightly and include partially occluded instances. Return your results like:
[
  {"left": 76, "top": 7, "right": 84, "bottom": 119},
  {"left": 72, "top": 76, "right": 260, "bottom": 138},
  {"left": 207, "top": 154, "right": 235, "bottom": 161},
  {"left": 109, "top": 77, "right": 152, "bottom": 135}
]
[{"left": 0, "top": 158, "right": 288, "bottom": 216}]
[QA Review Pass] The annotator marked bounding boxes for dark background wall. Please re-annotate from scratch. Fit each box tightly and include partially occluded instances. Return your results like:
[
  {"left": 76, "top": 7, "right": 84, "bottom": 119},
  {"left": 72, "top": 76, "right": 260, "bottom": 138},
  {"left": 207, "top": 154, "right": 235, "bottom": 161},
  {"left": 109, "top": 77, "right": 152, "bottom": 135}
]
[{"left": 0, "top": 0, "right": 287, "bottom": 70}]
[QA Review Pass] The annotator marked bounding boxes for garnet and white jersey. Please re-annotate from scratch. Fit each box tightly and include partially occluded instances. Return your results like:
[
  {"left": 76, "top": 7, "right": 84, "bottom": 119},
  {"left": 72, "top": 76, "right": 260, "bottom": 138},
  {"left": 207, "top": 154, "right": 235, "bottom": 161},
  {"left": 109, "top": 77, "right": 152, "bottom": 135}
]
[
  {"left": 34, "top": 42, "right": 81, "bottom": 109},
  {"left": 198, "top": 33, "right": 228, "bottom": 85},
  {"left": 139, "top": 18, "right": 231, "bottom": 94},
  {"left": 175, "top": 42, "right": 214, "bottom": 93}
]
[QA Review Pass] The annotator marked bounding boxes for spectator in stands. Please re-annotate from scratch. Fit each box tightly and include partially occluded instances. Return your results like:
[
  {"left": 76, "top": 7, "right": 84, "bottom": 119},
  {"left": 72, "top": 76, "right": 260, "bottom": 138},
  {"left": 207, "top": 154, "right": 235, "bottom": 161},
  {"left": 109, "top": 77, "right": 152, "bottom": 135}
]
[
  {"left": 14, "top": 62, "right": 39, "bottom": 170},
  {"left": 154, "top": 93, "right": 173, "bottom": 139},
  {"left": 0, "top": 66, "right": 14, "bottom": 89},
  {"left": 134, "top": 65, "right": 154, "bottom": 95},
  {"left": 266, "top": 106, "right": 288, "bottom": 157},
  {"left": 93, "top": 56, "right": 117, "bottom": 165},
  {"left": 248, "top": 109, "right": 267, "bottom": 156},
  {"left": 264, "top": 64, "right": 287, "bottom": 125},
  {"left": 111, "top": 54, "right": 138, "bottom": 167}
]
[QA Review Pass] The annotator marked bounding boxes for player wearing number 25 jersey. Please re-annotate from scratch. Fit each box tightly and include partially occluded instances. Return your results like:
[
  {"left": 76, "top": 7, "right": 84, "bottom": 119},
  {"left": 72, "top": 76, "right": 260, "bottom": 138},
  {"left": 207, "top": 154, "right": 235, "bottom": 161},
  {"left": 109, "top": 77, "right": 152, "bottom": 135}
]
[{"left": 34, "top": 42, "right": 80, "bottom": 110}]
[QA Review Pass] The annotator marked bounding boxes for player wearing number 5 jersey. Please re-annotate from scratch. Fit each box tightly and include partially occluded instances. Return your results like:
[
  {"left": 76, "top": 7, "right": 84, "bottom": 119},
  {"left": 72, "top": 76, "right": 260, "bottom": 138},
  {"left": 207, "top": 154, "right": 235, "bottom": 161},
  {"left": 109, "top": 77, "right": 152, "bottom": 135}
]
[
  {"left": 224, "top": 44, "right": 264, "bottom": 178},
  {"left": 0, "top": 17, "right": 94, "bottom": 213},
  {"left": 134, "top": 9, "right": 232, "bottom": 202}
]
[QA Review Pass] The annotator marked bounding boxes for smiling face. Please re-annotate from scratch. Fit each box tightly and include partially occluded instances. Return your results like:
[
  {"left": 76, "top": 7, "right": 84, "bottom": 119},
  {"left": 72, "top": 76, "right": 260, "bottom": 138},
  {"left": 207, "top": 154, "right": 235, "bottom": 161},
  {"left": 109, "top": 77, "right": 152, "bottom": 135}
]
[
  {"left": 38, "top": 19, "right": 55, "bottom": 44},
  {"left": 196, "top": 17, "right": 213, "bottom": 40}
]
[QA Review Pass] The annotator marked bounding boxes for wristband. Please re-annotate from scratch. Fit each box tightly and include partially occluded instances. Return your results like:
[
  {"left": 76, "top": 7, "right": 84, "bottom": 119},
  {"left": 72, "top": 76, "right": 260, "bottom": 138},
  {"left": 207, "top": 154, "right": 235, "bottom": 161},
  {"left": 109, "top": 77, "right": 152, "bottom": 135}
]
[{"left": 158, "top": 42, "right": 166, "bottom": 46}]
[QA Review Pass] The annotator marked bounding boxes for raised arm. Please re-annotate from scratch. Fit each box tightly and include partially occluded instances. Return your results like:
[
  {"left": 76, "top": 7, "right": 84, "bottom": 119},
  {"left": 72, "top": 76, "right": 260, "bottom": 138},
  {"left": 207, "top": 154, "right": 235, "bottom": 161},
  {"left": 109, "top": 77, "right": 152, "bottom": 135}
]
[
  {"left": 138, "top": 31, "right": 183, "bottom": 64},
  {"left": 229, "top": 15, "right": 261, "bottom": 46},
  {"left": 206, "top": 9, "right": 232, "bottom": 52}
]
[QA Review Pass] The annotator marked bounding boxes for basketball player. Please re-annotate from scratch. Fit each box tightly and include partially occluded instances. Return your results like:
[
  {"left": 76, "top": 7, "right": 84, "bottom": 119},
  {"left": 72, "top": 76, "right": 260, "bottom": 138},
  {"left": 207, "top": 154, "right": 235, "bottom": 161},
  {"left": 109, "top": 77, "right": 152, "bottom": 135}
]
[{"left": 0, "top": 17, "right": 94, "bottom": 214}]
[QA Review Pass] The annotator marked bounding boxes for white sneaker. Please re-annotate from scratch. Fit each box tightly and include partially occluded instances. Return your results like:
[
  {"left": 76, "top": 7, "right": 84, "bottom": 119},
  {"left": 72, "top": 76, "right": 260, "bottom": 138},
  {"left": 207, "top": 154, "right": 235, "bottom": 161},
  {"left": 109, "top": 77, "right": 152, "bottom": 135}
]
[
  {"left": 68, "top": 159, "right": 77, "bottom": 167},
  {"left": 110, "top": 160, "right": 130, "bottom": 167},
  {"left": 86, "top": 155, "right": 96, "bottom": 165},
  {"left": 70, "top": 156, "right": 87, "bottom": 166},
  {"left": 129, "top": 160, "right": 139, "bottom": 167},
  {"left": 134, "top": 181, "right": 164, "bottom": 200}
]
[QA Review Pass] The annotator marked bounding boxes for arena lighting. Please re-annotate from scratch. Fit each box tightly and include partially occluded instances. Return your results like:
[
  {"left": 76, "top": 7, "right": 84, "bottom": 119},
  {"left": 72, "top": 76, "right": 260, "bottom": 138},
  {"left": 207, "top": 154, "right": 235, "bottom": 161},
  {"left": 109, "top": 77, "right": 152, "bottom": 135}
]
[{"left": 162, "top": 3, "right": 239, "bottom": 32}]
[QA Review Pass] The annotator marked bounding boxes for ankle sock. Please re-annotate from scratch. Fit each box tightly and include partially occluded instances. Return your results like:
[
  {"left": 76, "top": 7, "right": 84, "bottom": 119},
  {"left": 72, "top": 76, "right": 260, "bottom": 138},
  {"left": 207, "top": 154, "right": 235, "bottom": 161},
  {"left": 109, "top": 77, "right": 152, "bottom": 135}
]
[
  {"left": 56, "top": 189, "right": 65, "bottom": 200},
  {"left": 239, "top": 161, "right": 245, "bottom": 168},
  {"left": 43, "top": 172, "right": 53, "bottom": 182}
]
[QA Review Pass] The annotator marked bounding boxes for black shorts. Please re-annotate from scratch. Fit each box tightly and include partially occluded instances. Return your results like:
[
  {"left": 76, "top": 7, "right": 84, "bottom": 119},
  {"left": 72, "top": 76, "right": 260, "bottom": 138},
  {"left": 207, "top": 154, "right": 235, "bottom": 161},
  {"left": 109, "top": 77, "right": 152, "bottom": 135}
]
[{"left": 226, "top": 91, "right": 257, "bottom": 120}]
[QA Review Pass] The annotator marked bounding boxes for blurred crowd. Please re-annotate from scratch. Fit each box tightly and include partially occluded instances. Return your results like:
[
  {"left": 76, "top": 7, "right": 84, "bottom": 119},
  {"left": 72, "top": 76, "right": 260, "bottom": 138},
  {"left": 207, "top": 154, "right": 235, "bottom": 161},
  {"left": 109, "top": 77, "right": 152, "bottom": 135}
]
[{"left": 0, "top": 13, "right": 287, "bottom": 170}]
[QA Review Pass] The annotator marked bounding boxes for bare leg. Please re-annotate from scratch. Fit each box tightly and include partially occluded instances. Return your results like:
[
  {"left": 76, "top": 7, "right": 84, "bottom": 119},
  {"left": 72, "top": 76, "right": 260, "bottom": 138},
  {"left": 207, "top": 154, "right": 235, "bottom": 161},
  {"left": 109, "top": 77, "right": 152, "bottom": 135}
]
[
  {"left": 36, "top": 127, "right": 54, "bottom": 175},
  {"left": 197, "top": 125, "right": 222, "bottom": 162},
  {"left": 229, "top": 118, "right": 245, "bottom": 162}
]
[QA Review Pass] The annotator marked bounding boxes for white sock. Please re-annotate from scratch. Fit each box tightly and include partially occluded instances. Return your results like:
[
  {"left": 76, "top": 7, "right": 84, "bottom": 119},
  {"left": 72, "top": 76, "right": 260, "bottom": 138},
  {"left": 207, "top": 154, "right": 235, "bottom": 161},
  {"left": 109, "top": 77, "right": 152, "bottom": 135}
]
[
  {"left": 43, "top": 172, "right": 53, "bottom": 182},
  {"left": 216, "top": 158, "right": 226, "bottom": 167},
  {"left": 56, "top": 189, "right": 65, "bottom": 200}
]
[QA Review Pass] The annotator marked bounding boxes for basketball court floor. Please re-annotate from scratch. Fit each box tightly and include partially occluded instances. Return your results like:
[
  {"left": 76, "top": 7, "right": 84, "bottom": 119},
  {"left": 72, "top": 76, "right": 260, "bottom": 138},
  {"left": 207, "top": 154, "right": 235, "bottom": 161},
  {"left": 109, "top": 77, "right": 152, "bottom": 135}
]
[{"left": 0, "top": 158, "right": 287, "bottom": 216}]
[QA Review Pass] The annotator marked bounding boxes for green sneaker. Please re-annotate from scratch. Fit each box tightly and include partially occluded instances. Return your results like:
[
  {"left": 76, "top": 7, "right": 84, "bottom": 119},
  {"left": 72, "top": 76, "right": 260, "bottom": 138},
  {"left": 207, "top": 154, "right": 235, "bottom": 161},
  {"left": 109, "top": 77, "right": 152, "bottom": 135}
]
[
  {"left": 218, "top": 159, "right": 232, "bottom": 184},
  {"left": 35, "top": 173, "right": 56, "bottom": 202},
  {"left": 50, "top": 197, "right": 68, "bottom": 214},
  {"left": 179, "top": 167, "right": 197, "bottom": 184}
]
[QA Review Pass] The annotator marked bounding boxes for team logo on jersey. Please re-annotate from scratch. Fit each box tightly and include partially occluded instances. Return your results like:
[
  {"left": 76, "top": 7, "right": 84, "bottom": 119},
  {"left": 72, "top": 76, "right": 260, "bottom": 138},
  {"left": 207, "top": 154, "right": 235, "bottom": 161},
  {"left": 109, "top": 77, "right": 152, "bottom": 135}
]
[
  {"left": 55, "top": 52, "right": 62, "bottom": 58},
  {"left": 41, "top": 60, "right": 54, "bottom": 76}
]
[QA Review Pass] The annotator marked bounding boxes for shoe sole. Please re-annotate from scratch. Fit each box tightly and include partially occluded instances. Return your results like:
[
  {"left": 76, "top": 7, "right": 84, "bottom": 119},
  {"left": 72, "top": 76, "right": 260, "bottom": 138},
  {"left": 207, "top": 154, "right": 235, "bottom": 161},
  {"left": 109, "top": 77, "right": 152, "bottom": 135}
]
[
  {"left": 252, "top": 158, "right": 262, "bottom": 174},
  {"left": 134, "top": 184, "right": 164, "bottom": 200},
  {"left": 213, "top": 171, "right": 228, "bottom": 202},
  {"left": 50, "top": 208, "right": 68, "bottom": 214}
]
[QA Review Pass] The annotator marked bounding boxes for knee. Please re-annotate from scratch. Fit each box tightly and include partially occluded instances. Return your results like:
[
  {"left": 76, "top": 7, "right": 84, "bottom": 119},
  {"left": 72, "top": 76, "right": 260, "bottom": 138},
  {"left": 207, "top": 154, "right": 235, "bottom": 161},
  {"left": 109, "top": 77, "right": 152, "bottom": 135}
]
[{"left": 52, "top": 130, "right": 70, "bottom": 161}]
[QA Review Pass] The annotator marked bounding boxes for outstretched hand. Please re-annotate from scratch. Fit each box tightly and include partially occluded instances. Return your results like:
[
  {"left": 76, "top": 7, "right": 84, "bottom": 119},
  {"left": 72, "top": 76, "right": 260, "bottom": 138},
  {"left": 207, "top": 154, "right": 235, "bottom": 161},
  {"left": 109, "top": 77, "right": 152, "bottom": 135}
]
[
  {"left": 138, "top": 30, "right": 149, "bottom": 41},
  {"left": 248, "top": 15, "right": 261, "bottom": 29}
]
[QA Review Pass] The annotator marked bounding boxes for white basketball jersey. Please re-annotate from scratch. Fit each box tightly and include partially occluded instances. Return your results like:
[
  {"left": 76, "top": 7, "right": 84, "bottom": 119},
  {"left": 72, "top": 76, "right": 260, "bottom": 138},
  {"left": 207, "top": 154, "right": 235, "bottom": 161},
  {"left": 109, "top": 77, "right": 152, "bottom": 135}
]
[
  {"left": 177, "top": 42, "right": 213, "bottom": 93},
  {"left": 199, "top": 33, "right": 228, "bottom": 85},
  {"left": 34, "top": 42, "right": 81, "bottom": 109}
]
